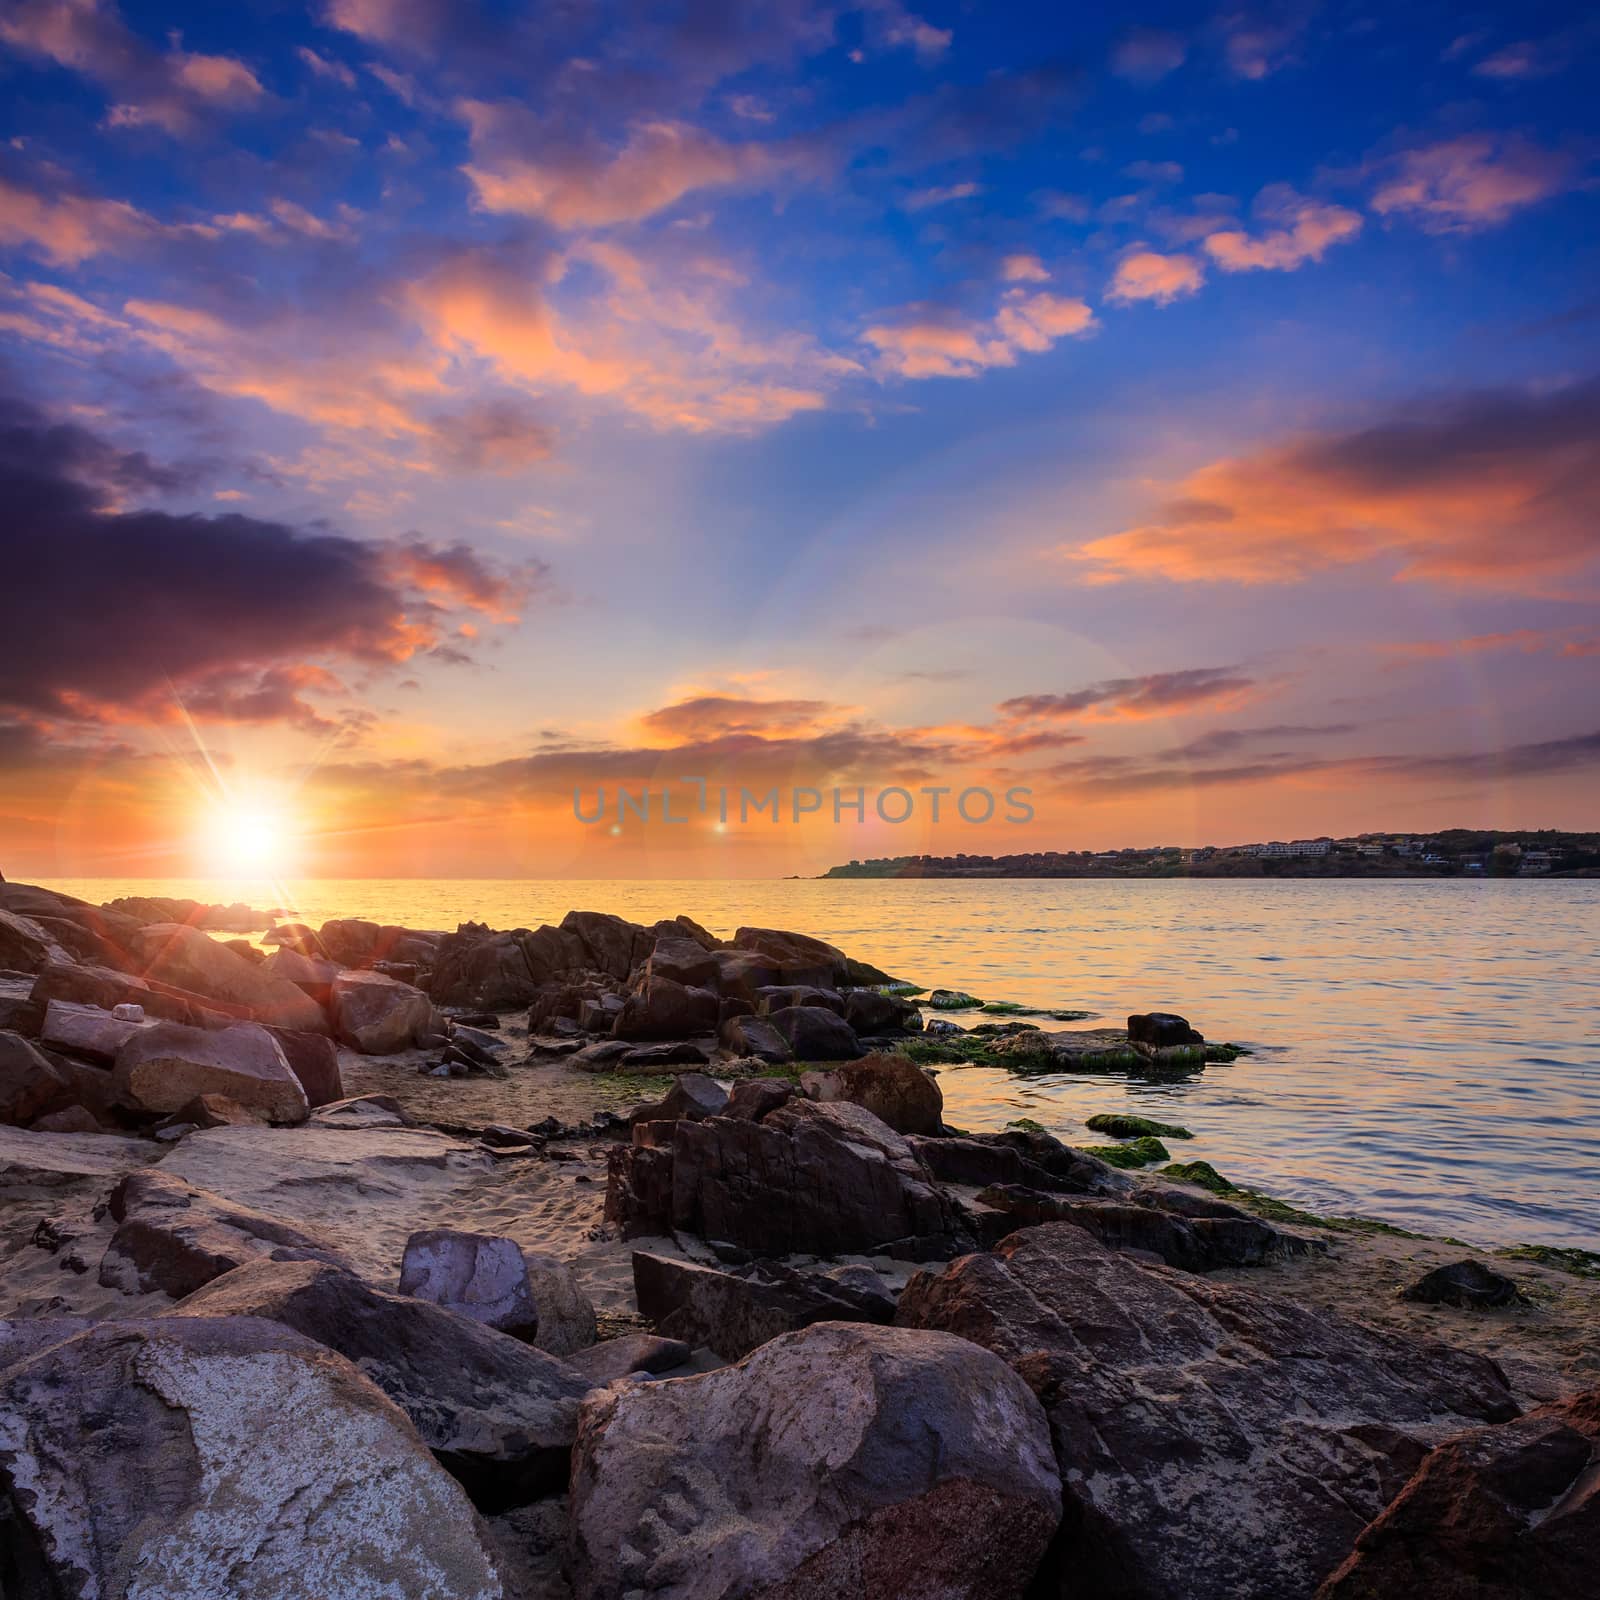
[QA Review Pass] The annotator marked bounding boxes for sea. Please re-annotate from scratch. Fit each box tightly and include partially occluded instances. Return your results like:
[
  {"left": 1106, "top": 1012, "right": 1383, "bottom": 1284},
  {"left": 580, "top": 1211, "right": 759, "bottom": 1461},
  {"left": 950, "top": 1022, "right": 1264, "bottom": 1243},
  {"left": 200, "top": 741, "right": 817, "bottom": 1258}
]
[{"left": 40, "top": 876, "right": 1600, "bottom": 1251}]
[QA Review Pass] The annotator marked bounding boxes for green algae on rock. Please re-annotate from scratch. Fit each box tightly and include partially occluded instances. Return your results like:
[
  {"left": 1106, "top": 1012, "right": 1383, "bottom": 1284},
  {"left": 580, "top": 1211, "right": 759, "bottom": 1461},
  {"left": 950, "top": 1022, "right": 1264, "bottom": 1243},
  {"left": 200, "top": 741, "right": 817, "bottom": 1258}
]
[
  {"left": 1079, "top": 1135, "right": 1170, "bottom": 1168},
  {"left": 1085, "top": 1113, "right": 1194, "bottom": 1141}
]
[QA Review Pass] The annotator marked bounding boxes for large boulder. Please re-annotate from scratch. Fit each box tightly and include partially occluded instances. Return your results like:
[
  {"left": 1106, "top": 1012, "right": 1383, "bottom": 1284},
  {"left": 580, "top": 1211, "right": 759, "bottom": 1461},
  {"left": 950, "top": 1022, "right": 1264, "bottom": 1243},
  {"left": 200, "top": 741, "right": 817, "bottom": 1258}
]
[
  {"left": 39, "top": 998, "right": 149, "bottom": 1063},
  {"left": 570, "top": 1320, "right": 1061, "bottom": 1600},
  {"left": 561, "top": 910, "right": 652, "bottom": 981},
  {"left": 317, "top": 916, "right": 382, "bottom": 966},
  {"left": 612, "top": 976, "right": 719, "bottom": 1041},
  {"left": 629, "top": 1070, "right": 729, "bottom": 1125},
  {"left": 728, "top": 925, "right": 850, "bottom": 985},
  {"left": 844, "top": 987, "right": 923, "bottom": 1034},
  {"left": 896, "top": 1223, "right": 1518, "bottom": 1600},
  {"left": 1318, "top": 1389, "right": 1600, "bottom": 1600},
  {"left": 29, "top": 959, "right": 218, "bottom": 1026},
  {"left": 718, "top": 1012, "right": 793, "bottom": 1063},
  {"left": 126, "top": 922, "right": 329, "bottom": 1032},
  {"left": 261, "top": 945, "right": 342, "bottom": 1001},
  {"left": 332, "top": 969, "right": 436, "bottom": 1054},
  {"left": 0, "top": 1029, "right": 70, "bottom": 1126},
  {"left": 114, "top": 1020, "right": 310, "bottom": 1123},
  {"left": 1127, "top": 1010, "right": 1203, "bottom": 1048},
  {"left": 99, "top": 1167, "right": 356, "bottom": 1296},
  {"left": 755, "top": 984, "right": 845, "bottom": 1015},
  {"left": 909, "top": 1126, "right": 1130, "bottom": 1197},
  {"left": 172, "top": 1259, "right": 590, "bottom": 1508},
  {"left": 633, "top": 1251, "right": 896, "bottom": 1360},
  {"left": 262, "top": 1023, "right": 343, "bottom": 1107},
  {"left": 428, "top": 928, "right": 541, "bottom": 1010},
  {"left": 0, "top": 907, "right": 63, "bottom": 972},
  {"left": 608, "top": 1099, "right": 972, "bottom": 1260},
  {"left": 643, "top": 934, "right": 719, "bottom": 988},
  {"left": 801, "top": 1051, "right": 943, "bottom": 1135},
  {"left": 765, "top": 1003, "right": 861, "bottom": 1060},
  {"left": 0, "top": 1317, "right": 510, "bottom": 1597}
]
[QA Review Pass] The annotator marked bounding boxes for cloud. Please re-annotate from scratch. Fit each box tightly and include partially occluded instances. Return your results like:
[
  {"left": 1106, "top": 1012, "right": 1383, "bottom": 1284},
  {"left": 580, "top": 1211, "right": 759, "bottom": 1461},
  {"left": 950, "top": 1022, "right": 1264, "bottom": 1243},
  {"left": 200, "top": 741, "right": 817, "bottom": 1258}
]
[
  {"left": 1122, "top": 160, "right": 1184, "bottom": 185},
  {"left": 0, "top": 0, "right": 263, "bottom": 135},
  {"left": 1111, "top": 27, "right": 1187, "bottom": 83},
  {"left": 1216, "top": 5, "right": 1312, "bottom": 80},
  {"left": 1105, "top": 249, "right": 1205, "bottom": 306},
  {"left": 0, "top": 171, "right": 171, "bottom": 264},
  {"left": 1203, "top": 184, "right": 1362, "bottom": 271},
  {"left": 1000, "top": 253, "right": 1050, "bottom": 283},
  {"left": 998, "top": 667, "right": 1257, "bottom": 722},
  {"left": 461, "top": 104, "right": 811, "bottom": 229},
  {"left": 1471, "top": 28, "right": 1594, "bottom": 81},
  {"left": 639, "top": 695, "right": 839, "bottom": 741},
  {"left": 1370, "top": 134, "right": 1579, "bottom": 234},
  {"left": 425, "top": 398, "right": 554, "bottom": 473},
  {"left": 0, "top": 392, "right": 543, "bottom": 726},
  {"left": 864, "top": 289, "right": 1096, "bottom": 378},
  {"left": 902, "top": 181, "right": 985, "bottom": 212},
  {"left": 297, "top": 46, "right": 357, "bottom": 89},
  {"left": 1075, "top": 377, "right": 1600, "bottom": 588}
]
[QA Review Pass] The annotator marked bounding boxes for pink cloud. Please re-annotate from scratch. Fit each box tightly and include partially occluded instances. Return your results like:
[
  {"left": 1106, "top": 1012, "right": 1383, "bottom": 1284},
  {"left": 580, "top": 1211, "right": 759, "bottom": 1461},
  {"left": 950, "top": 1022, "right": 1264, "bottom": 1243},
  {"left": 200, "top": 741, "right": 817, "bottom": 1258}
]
[
  {"left": 1203, "top": 184, "right": 1362, "bottom": 271},
  {"left": 865, "top": 289, "right": 1095, "bottom": 379},
  {"left": 1105, "top": 249, "right": 1205, "bottom": 307},
  {"left": 1371, "top": 134, "right": 1578, "bottom": 234}
]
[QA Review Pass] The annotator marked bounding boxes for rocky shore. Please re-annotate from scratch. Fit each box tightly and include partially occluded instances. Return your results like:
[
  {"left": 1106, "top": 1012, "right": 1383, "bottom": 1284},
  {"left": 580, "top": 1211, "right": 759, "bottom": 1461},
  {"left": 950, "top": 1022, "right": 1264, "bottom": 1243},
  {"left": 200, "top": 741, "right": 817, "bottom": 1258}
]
[{"left": 0, "top": 874, "right": 1595, "bottom": 1598}]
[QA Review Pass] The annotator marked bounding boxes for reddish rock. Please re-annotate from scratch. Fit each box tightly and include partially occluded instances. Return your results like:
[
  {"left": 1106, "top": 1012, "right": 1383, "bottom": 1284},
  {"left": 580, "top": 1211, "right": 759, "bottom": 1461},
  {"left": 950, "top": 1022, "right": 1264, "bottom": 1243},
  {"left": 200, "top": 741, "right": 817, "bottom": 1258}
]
[{"left": 801, "top": 1050, "right": 943, "bottom": 1135}]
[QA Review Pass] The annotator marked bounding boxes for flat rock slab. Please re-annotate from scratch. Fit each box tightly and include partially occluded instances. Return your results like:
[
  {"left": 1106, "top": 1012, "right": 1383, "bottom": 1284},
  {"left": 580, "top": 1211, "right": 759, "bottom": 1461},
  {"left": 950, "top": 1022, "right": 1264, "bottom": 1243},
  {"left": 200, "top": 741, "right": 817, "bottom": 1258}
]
[
  {"left": 0, "top": 1316, "right": 509, "bottom": 1598},
  {"left": 0, "top": 1126, "right": 158, "bottom": 1189},
  {"left": 153, "top": 1123, "right": 512, "bottom": 1281}
]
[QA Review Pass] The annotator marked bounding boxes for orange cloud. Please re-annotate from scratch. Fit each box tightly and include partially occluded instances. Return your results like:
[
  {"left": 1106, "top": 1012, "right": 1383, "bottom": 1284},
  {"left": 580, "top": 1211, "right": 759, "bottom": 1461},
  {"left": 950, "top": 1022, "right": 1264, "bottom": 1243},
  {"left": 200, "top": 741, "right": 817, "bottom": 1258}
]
[
  {"left": 639, "top": 695, "right": 841, "bottom": 743},
  {"left": 1371, "top": 134, "right": 1578, "bottom": 234},
  {"left": 461, "top": 104, "right": 806, "bottom": 229},
  {"left": 865, "top": 289, "right": 1095, "bottom": 378},
  {"left": 0, "top": 175, "right": 156, "bottom": 264},
  {"left": 1105, "top": 249, "right": 1204, "bottom": 306},
  {"left": 1075, "top": 378, "right": 1600, "bottom": 588},
  {"left": 1204, "top": 185, "right": 1362, "bottom": 272}
]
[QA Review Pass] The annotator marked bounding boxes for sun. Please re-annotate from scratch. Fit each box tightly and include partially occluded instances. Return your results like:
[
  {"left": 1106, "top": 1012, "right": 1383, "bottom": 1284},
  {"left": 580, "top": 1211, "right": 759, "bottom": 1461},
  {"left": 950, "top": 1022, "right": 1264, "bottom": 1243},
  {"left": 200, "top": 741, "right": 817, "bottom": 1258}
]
[{"left": 198, "top": 797, "right": 299, "bottom": 877}]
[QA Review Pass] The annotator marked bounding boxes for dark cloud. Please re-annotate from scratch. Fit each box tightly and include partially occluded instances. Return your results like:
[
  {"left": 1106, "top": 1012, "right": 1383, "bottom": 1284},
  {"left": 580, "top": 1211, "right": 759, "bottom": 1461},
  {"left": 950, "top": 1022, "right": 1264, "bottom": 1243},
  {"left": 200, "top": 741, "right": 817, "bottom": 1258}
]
[
  {"left": 427, "top": 398, "right": 554, "bottom": 473},
  {"left": 0, "top": 394, "right": 545, "bottom": 727},
  {"left": 998, "top": 667, "right": 1256, "bottom": 722}
]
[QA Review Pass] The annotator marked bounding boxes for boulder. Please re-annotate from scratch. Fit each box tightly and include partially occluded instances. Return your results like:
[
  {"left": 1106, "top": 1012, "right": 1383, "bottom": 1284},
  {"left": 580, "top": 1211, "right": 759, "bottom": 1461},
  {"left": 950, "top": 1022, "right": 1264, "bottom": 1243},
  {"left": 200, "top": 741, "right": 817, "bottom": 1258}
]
[
  {"left": 0, "top": 1317, "right": 509, "bottom": 1597},
  {"left": 801, "top": 1051, "right": 943, "bottom": 1135},
  {"left": 261, "top": 945, "right": 342, "bottom": 1000},
  {"left": 1127, "top": 1010, "right": 1203, "bottom": 1048},
  {"left": 755, "top": 983, "right": 845, "bottom": 1015},
  {"left": 633, "top": 1251, "right": 896, "bottom": 1360},
  {"left": 400, "top": 1227, "right": 539, "bottom": 1339},
  {"left": 171, "top": 1092, "right": 268, "bottom": 1128},
  {"left": 1318, "top": 1389, "right": 1600, "bottom": 1600},
  {"left": 39, "top": 997, "right": 149, "bottom": 1063},
  {"left": 522, "top": 1251, "right": 598, "bottom": 1357},
  {"left": 332, "top": 969, "right": 436, "bottom": 1054},
  {"left": 171, "top": 1259, "right": 590, "bottom": 1509},
  {"left": 729, "top": 925, "right": 849, "bottom": 983},
  {"left": 897, "top": 1223, "right": 1519, "bottom": 1600},
  {"left": 644, "top": 934, "right": 719, "bottom": 988},
  {"left": 0, "top": 1029, "right": 70, "bottom": 1125},
  {"left": 263, "top": 1023, "right": 343, "bottom": 1107},
  {"left": 127, "top": 922, "right": 329, "bottom": 1033},
  {"left": 29, "top": 959, "right": 213, "bottom": 1026},
  {"left": 0, "top": 907, "right": 63, "bottom": 972},
  {"left": 317, "top": 916, "right": 383, "bottom": 965},
  {"left": 725, "top": 1077, "right": 795, "bottom": 1120},
  {"left": 612, "top": 976, "right": 718, "bottom": 1041},
  {"left": 766, "top": 1003, "right": 861, "bottom": 1060},
  {"left": 844, "top": 987, "right": 923, "bottom": 1034},
  {"left": 570, "top": 1320, "right": 1061, "bottom": 1600},
  {"left": 607, "top": 1099, "right": 972, "bottom": 1260},
  {"left": 99, "top": 1167, "right": 356, "bottom": 1296},
  {"left": 909, "top": 1127, "right": 1130, "bottom": 1197},
  {"left": 620, "top": 1040, "right": 708, "bottom": 1068},
  {"left": 114, "top": 1020, "right": 310, "bottom": 1123},
  {"left": 428, "top": 928, "right": 540, "bottom": 1010},
  {"left": 1401, "top": 1259, "right": 1525, "bottom": 1310},
  {"left": 629, "top": 1070, "right": 729, "bottom": 1125},
  {"left": 31, "top": 1104, "right": 103, "bottom": 1133},
  {"left": 561, "top": 910, "right": 652, "bottom": 981},
  {"left": 718, "top": 1012, "right": 792, "bottom": 1063},
  {"left": 263, "top": 919, "right": 328, "bottom": 955},
  {"left": 567, "top": 1332, "right": 693, "bottom": 1386},
  {"left": 577, "top": 993, "right": 625, "bottom": 1032}
]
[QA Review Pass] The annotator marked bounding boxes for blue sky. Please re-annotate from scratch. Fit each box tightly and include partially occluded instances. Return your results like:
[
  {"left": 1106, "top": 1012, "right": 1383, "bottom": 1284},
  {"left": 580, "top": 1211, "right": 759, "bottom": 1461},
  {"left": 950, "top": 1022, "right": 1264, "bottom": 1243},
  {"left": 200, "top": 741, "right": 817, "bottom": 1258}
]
[{"left": 1, "top": 0, "right": 1597, "bottom": 875}]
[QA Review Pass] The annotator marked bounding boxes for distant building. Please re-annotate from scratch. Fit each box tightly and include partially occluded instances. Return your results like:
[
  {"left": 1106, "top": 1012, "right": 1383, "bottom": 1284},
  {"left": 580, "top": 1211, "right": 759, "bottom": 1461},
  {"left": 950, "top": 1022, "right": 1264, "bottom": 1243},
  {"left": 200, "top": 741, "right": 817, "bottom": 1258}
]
[{"left": 1257, "top": 839, "right": 1332, "bottom": 858}]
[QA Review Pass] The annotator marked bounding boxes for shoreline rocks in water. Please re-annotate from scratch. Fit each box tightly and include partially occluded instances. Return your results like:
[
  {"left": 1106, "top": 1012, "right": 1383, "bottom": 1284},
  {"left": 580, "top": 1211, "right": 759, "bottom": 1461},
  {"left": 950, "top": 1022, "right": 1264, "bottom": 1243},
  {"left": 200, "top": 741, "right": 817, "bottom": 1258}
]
[{"left": 0, "top": 872, "right": 1592, "bottom": 1599}]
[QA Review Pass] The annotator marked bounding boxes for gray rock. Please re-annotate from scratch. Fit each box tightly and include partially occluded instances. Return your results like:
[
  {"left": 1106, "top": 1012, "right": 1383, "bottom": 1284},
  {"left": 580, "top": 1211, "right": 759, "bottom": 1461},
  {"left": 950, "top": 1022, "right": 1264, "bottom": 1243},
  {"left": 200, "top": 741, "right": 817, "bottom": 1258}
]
[
  {"left": 0, "top": 1028, "right": 70, "bottom": 1125},
  {"left": 570, "top": 1320, "right": 1061, "bottom": 1600},
  {"left": 400, "top": 1228, "right": 539, "bottom": 1338},
  {"left": 0, "top": 1316, "right": 510, "bottom": 1597},
  {"left": 1401, "top": 1258, "right": 1526, "bottom": 1310},
  {"left": 172, "top": 1258, "right": 590, "bottom": 1508},
  {"left": 765, "top": 1003, "right": 861, "bottom": 1061},
  {"left": 643, "top": 934, "right": 719, "bottom": 989},
  {"left": 718, "top": 1012, "right": 793, "bottom": 1063},
  {"left": 801, "top": 1050, "right": 943, "bottom": 1135},
  {"left": 843, "top": 988, "right": 923, "bottom": 1034},
  {"left": 114, "top": 1020, "right": 310, "bottom": 1123},
  {"left": 724, "top": 1077, "right": 795, "bottom": 1120},
  {"left": 99, "top": 1167, "right": 356, "bottom": 1296},
  {"left": 633, "top": 1251, "right": 896, "bottom": 1359},
  {"left": 333, "top": 970, "right": 437, "bottom": 1054},
  {"left": 629, "top": 1070, "right": 729, "bottom": 1125},
  {"left": 754, "top": 984, "right": 845, "bottom": 1016},
  {"left": 896, "top": 1222, "right": 1519, "bottom": 1600},
  {"left": 522, "top": 1251, "right": 598, "bottom": 1357},
  {"left": 566, "top": 1333, "right": 694, "bottom": 1387},
  {"left": 39, "top": 998, "right": 149, "bottom": 1063},
  {"left": 613, "top": 977, "right": 718, "bottom": 1041}
]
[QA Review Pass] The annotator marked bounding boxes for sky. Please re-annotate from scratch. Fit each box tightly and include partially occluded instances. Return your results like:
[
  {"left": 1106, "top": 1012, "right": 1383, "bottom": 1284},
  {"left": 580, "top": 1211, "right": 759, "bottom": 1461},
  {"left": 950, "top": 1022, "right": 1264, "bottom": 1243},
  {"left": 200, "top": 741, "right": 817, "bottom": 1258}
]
[{"left": 1, "top": 0, "right": 1598, "bottom": 879}]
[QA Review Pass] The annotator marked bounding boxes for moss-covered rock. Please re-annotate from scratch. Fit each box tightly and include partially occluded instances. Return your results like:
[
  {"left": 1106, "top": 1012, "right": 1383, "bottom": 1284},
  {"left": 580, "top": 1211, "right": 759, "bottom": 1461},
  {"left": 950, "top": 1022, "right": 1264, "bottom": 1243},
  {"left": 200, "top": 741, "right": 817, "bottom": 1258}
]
[
  {"left": 1161, "top": 1159, "right": 1237, "bottom": 1193},
  {"left": 1006, "top": 1117, "right": 1048, "bottom": 1134},
  {"left": 1085, "top": 1112, "right": 1194, "bottom": 1140},
  {"left": 1079, "top": 1135, "right": 1170, "bottom": 1169},
  {"left": 926, "top": 989, "right": 982, "bottom": 1010},
  {"left": 1494, "top": 1243, "right": 1600, "bottom": 1279}
]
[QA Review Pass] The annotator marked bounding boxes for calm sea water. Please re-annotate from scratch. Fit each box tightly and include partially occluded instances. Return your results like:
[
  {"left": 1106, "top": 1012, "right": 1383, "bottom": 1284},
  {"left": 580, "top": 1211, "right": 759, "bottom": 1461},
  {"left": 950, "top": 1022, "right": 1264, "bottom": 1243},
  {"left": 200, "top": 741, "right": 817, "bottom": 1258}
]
[{"left": 43, "top": 876, "right": 1600, "bottom": 1250}]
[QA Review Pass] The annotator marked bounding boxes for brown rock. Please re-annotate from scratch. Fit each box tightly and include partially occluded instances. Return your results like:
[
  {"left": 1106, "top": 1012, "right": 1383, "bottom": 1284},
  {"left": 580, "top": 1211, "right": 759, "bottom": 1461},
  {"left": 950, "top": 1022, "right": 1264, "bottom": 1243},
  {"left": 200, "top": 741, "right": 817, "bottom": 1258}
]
[
  {"left": 127, "top": 922, "right": 329, "bottom": 1032},
  {"left": 331, "top": 970, "right": 435, "bottom": 1054},
  {"left": 114, "top": 1020, "right": 310, "bottom": 1123},
  {"left": 801, "top": 1050, "right": 943, "bottom": 1135}
]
